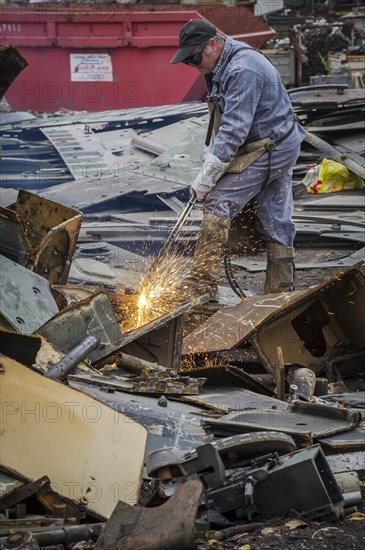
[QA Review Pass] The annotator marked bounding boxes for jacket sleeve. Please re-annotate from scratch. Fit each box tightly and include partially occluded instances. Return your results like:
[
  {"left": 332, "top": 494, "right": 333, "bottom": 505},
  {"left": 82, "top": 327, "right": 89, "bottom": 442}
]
[{"left": 212, "top": 67, "right": 264, "bottom": 163}]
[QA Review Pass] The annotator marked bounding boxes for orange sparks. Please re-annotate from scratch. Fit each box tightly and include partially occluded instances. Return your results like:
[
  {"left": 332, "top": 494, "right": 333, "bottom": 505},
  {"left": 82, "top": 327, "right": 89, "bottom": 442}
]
[{"left": 118, "top": 245, "right": 191, "bottom": 333}]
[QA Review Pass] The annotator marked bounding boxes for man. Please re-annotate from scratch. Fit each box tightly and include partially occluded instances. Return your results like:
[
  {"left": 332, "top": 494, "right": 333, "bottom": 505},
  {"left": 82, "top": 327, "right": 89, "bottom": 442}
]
[{"left": 171, "top": 19, "right": 307, "bottom": 299}]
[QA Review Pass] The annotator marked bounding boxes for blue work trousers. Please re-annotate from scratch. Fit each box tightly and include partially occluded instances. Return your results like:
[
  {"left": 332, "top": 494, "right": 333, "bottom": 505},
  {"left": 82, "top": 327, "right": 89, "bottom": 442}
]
[{"left": 203, "top": 142, "right": 301, "bottom": 247}]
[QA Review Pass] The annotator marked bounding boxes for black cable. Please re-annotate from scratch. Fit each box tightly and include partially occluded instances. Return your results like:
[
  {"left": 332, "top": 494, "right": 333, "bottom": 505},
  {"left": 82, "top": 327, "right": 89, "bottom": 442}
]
[{"left": 223, "top": 254, "right": 247, "bottom": 300}]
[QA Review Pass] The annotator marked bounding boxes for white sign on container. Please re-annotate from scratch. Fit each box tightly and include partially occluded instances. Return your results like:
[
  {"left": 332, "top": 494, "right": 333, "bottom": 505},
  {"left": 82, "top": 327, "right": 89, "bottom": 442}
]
[{"left": 70, "top": 53, "right": 113, "bottom": 82}]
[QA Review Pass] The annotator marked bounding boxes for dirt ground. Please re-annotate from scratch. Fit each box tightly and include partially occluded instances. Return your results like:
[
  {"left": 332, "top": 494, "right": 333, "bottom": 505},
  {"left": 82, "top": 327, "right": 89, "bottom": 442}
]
[
  {"left": 195, "top": 489, "right": 365, "bottom": 549},
  {"left": 196, "top": 520, "right": 365, "bottom": 550}
]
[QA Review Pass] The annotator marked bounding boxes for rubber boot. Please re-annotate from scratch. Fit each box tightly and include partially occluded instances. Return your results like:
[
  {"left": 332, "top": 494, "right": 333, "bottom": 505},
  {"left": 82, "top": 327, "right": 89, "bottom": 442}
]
[
  {"left": 264, "top": 242, "right": 295, "bottom": 294},
  {"left": 180, "top": 212, "right": 231, "bottom": 301}
]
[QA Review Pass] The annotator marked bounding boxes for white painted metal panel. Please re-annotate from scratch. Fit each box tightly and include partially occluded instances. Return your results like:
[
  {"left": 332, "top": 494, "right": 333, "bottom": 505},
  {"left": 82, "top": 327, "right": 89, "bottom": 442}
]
[{"left": 0, "top": 357, "right": 147, "bottom": 518}]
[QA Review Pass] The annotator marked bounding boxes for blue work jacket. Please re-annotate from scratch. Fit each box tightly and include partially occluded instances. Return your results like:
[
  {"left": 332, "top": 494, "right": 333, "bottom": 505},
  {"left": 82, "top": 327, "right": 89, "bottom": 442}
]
[{"left": 207, "top": 37, "right": 306, "bottom": 163}]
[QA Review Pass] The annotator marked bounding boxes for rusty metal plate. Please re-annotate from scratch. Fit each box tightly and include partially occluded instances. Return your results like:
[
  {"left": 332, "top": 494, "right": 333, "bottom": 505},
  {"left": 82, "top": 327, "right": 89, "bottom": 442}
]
[
  {"left": 182, "top": 292, "right": 304, "bottom": 355},
  {"left": 254, "top": 268, "right": 365, "bottom": 375},
  {"left": 37, "top": 292, "right": 123, "bottom": 363},
  {"left": 39, "top": 290, "right": 206, "bottom": 367},
  {"left": 0, "top": 255, "right": 58, "bottom": 334},
  {"left": 1, "top": 190, "right": 82, "bottom": 285},
  {"left": 68, "top": 371, "right": 206, "bottom": 395},
  {"left": 118, "top": 296, "right": 208, "bottom": 370},
  {"left": 0, "top": 476, "right": 49, "bottom": 512},
  {"left": 183, "top": 268, "right": 365, "bottom": 376},
  {"left": 94, "top": 480, "right": 202, "bottom": 550}
]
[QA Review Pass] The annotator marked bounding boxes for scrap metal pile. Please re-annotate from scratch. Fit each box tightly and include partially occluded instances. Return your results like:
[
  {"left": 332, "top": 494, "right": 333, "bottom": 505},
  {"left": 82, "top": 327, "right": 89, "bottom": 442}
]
[
  {"left": 1, "top": 186, "right": 365, "bottom": 549},
  {"left": 1, "top": 47, "right": 365, "bottom": 550}
]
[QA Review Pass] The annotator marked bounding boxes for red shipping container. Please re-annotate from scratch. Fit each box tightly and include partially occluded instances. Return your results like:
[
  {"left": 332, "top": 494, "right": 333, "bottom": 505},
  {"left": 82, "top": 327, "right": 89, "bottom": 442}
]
[{"left": 0, "top": 4, "right": 274, "bottom": 112}]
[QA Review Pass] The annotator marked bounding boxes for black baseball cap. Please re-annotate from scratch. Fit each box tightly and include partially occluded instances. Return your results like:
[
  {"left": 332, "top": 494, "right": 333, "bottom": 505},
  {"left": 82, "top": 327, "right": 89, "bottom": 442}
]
[{"left": 171, "top": 19, "right": 217, "bottom": 64}]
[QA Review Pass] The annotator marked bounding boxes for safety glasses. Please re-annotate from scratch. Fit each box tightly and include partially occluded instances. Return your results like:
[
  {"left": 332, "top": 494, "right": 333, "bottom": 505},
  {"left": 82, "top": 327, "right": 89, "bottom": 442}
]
[{"left": 183, "top": 43, "right": 207, "bottom": 66}]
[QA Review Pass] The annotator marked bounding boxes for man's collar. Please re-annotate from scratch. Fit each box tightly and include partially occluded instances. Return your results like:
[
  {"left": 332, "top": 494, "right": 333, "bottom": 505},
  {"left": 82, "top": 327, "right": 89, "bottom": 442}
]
[
  {"left": 212, "top": 36, "right": 228, "bottom": 75},
  {"left": 212, "top": 36, "right": 235, "bottom": 80}
]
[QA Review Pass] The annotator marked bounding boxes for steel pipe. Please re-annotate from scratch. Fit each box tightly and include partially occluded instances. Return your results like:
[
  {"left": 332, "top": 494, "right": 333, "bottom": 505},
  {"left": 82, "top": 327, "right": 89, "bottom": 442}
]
[{"left": 45, "top": 335, "right": 100, "bottom": 380}]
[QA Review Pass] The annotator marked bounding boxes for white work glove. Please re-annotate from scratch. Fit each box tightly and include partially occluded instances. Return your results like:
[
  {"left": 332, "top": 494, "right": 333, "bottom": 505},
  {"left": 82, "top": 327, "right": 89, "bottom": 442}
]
[
  {"left": 191, "top": 152, "right": 230, "bottom": 202},
  {"left": 202, "top": 143, "right": 211, "bottom": 162}
]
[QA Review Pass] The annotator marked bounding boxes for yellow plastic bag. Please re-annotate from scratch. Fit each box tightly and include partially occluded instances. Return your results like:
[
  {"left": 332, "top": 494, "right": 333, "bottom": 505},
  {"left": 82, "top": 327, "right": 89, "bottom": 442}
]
[{"left": 303, "top": 158, "right": 365, "bottom": 194}]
